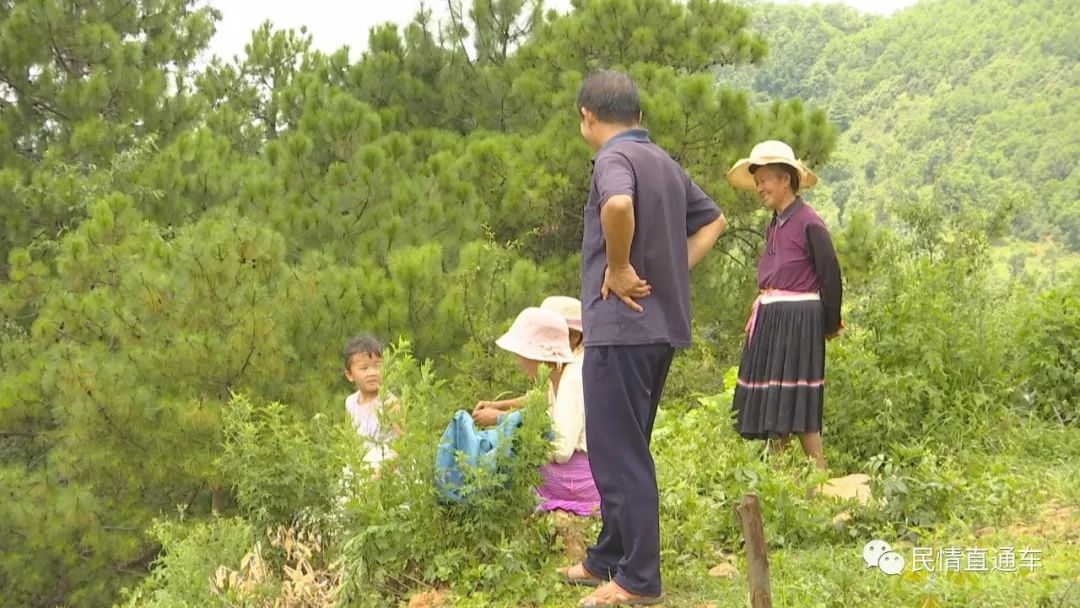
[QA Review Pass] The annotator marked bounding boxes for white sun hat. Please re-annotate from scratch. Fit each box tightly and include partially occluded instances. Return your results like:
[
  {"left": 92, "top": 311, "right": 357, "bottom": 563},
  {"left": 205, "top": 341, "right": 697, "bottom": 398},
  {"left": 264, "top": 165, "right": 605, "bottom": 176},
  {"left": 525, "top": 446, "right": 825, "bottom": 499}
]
[
  {"left": 726, "top": 140, "right": 819, "bottom": 191},
  {"left": 540, "top": 296, "right": 583, "bottom": 333},
  {"left": 495, "top": 307, "right": 576, "bottom": 364}
]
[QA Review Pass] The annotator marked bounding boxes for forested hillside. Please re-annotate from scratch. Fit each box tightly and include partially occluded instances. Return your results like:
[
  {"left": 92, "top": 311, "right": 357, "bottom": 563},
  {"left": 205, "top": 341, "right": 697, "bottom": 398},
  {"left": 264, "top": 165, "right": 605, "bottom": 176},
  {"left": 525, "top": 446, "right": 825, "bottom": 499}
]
[
  {"left": 731, "top": 0, "right": 1079, "bottom": 254},
  {"left": 0, "top": 0, "right": 1077, "bottom": 607}
]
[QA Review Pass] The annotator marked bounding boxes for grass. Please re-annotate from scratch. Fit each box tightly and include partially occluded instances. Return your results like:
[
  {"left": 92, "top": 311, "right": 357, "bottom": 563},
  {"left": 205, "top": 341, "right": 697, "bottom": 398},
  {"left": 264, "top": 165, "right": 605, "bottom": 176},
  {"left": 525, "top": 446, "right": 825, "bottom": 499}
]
[
  {"left": 446, "top": 437, "right": 1080, "bottom": 608},
  {"left": 125, "top": 359, "right": 1080, "bottom": 608}
]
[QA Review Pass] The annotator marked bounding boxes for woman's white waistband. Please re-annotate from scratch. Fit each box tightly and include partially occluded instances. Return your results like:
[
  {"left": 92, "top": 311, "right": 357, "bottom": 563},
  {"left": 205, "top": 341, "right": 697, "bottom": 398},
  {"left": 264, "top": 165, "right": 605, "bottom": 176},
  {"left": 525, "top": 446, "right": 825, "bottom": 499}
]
[{"left": 759, "top": 292, "right": 821, "bottom": 305}]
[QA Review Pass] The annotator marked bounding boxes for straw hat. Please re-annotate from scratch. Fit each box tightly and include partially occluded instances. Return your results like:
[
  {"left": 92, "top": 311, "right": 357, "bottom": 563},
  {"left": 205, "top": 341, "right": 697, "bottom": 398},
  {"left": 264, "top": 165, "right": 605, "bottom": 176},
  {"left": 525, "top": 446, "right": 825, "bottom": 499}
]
[
  {"left": 496, "top": 307, "right": 577, "bottom": 364},
  {"left": 726, "top": 140, "right": 818, "bottom": 191},
  {"left": 540, "top": 296, "right": 583, "bottom": 333}
]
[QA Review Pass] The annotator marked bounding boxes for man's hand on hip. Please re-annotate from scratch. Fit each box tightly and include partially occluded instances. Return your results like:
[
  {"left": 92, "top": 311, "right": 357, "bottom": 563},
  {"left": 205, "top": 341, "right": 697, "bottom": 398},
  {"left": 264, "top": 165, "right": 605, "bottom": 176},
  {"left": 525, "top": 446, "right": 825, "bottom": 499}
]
[{"left": 602, "top": 264, "right": 651, "bottom": 312}]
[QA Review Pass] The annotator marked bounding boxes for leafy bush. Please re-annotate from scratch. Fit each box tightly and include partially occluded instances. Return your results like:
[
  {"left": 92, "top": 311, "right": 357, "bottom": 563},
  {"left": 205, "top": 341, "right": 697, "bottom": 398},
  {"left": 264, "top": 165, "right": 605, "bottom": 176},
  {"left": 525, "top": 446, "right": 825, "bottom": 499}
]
[
  {"left": 825, "top": 221, "right": 1019, "bottom": 470},
  {"left": 334, "top": 342, "right": 560, "bottom": 606},
  {"left": 859, "top": 444, "right": 1033, "bottom": 540},
  {"left": 1015, "top": 270, "right": 1080, "bottom": 425},
  {"left": 216, "top": 395, "right": 345, "bottom": 528},
  {"left": 663, "top": 335, "right": 730, "bottom": 403},
  {"left": 654, "top": 369, "right": 835, "bottom": 559},
  {"left": 119, "top": 517, "right": 254, "bottom": 608}
]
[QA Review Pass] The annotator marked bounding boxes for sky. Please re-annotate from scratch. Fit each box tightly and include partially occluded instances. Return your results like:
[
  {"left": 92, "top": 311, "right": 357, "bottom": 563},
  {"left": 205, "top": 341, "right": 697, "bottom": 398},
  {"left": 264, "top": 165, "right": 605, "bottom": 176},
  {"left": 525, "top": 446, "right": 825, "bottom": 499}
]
[{"left": 199, "top": 0, "right": 920, "bottom": 63}]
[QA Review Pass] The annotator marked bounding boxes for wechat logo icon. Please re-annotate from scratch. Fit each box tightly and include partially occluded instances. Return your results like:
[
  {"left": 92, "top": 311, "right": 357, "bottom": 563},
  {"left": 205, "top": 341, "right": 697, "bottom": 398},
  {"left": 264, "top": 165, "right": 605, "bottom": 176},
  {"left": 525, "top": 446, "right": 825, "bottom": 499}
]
[{"left": 863, "top": 539, "right": 906, "bottom": 576}]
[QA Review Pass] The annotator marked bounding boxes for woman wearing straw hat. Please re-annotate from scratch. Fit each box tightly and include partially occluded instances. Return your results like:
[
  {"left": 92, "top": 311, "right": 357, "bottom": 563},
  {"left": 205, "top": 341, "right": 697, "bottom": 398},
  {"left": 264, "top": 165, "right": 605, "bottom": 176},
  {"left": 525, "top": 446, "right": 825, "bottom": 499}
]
[
  {"left": 726, "top": 141, "right": 843, "bottom": 470},
  {"left": 492, "top": 307, "right": 600, "bottom": 517}
]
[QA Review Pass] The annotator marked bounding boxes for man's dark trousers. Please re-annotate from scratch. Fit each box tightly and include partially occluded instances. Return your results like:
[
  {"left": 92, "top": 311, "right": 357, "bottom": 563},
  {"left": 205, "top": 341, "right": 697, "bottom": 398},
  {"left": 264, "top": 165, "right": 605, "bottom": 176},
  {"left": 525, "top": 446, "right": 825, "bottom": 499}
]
[{"left": 582, "top": 343, "right": 676, "bottom": 597}]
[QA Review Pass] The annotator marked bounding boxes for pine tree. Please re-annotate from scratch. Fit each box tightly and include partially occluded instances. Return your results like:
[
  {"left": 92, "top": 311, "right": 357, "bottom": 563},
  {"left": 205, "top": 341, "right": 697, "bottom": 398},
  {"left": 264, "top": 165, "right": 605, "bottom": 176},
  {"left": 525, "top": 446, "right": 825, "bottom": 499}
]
[{"left": 0, "top": 0, "right": 218, "bottom": 267}]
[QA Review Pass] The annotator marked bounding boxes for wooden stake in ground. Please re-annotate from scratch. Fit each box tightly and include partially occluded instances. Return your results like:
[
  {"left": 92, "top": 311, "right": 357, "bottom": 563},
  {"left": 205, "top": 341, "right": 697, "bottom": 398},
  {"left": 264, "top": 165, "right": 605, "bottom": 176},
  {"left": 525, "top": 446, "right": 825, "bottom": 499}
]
[{"left": 735, "top": 493, "right": 772, "bottom": 608}]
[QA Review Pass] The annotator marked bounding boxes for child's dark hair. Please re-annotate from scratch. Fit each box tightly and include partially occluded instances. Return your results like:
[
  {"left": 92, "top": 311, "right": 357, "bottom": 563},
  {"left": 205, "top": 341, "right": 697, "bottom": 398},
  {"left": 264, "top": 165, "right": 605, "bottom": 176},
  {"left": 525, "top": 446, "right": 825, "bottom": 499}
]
[{"left": 343, "top": 334, "right": 383, "bottom": 368}]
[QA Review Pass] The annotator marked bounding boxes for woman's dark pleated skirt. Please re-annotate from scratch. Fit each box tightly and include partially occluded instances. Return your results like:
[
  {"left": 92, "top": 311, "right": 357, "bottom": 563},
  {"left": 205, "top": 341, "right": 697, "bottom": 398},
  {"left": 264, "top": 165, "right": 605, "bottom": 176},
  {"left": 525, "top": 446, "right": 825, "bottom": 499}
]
[{"left": 732, "top": 299, "right": 826, "bottom": 440}]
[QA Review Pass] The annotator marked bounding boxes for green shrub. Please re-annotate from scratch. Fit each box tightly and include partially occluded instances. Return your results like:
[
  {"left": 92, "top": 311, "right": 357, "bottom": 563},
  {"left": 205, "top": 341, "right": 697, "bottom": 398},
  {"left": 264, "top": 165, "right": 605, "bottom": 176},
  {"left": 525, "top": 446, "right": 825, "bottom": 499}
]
[
  {"left": 118, "top": 517, "right": 253, "bottom": 608},
  {"left": 825, "top": 226, "right": 1019, "bottom": 469},
  {"left": 655, "top": 369, "right": 835, "bottom": 559},
  {"left": 1015, "top": 270, "right": 1080, "bottom": 425},
  {"left": 215, "top": 394, "right": 345, "bottom": 528},
  {"left": 335, "top": 341, "right": 560, "bottom": 606},
  {"left": 858, "top": 443, "right": 1037, "bottom": 541},
  {"left": 663, "top": 334, "right": 729, "bottom": 403}
]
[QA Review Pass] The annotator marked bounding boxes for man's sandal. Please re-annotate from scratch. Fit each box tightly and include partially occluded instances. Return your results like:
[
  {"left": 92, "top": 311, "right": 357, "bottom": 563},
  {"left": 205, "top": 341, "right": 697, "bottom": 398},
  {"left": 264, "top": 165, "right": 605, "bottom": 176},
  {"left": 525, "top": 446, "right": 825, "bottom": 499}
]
[
  {"left": 578, "top": 581, "right": 665, "bottom": 607},
  {"left": 557, "top": 563, "right": 604, "bottom": 587}
]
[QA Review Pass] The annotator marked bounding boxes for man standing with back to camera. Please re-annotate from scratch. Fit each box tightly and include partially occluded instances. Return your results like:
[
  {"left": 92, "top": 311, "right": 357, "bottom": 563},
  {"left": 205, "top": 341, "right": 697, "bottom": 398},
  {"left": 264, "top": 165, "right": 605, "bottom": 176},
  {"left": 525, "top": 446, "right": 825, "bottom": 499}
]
[{"left": 558, "top": 70, "right": 727, "bottom": 607}]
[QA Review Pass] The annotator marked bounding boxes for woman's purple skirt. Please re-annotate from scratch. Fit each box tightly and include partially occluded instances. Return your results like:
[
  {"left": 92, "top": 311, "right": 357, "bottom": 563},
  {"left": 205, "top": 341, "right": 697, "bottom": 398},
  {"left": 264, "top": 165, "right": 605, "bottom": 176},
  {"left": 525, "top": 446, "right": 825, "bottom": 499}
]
[{"left": 536, "top": 451, "right": 600, "bottom": 517}]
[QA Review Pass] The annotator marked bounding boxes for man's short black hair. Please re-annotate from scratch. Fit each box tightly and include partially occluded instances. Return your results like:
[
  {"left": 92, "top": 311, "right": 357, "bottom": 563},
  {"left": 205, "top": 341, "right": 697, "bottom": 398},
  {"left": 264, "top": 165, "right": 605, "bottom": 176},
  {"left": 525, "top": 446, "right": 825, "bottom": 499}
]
[
  {"left": 343, "top": 334, "right": 383, "bottom": 368},
  {"left": 576, "top": 70, "right": 641, "bottom": 125}
]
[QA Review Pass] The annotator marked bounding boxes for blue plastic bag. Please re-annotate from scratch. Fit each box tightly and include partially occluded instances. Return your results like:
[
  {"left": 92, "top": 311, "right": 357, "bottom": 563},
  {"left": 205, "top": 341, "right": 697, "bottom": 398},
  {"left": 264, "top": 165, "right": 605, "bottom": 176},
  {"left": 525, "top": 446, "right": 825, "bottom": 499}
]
[{"left": 435, "top": 409, "right": 523, "bottom": 504}]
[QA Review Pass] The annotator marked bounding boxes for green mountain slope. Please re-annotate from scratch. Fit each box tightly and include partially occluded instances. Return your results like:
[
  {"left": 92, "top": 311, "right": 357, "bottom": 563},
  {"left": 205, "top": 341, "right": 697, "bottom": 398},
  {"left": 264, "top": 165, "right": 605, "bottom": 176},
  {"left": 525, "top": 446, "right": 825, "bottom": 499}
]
[{"left": 738, "top": 0, "right": 1080, "bottom": 249}]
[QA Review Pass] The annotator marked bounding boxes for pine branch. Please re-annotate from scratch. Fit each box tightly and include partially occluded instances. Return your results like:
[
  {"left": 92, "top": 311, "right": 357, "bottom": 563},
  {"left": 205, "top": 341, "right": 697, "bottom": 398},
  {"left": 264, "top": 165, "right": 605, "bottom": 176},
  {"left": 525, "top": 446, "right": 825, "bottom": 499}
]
[
  {"left": 45, "top": 19, "right": 77, "bottom": 80},
  {"left": 0, "top": 68, "right": 73, "bottom": 122},
  {"left": 716, "top": 246, "right": 749, "bottom": 268},
  {"left": 104, "top": 0, "right": 135, "bottom": 28}
]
